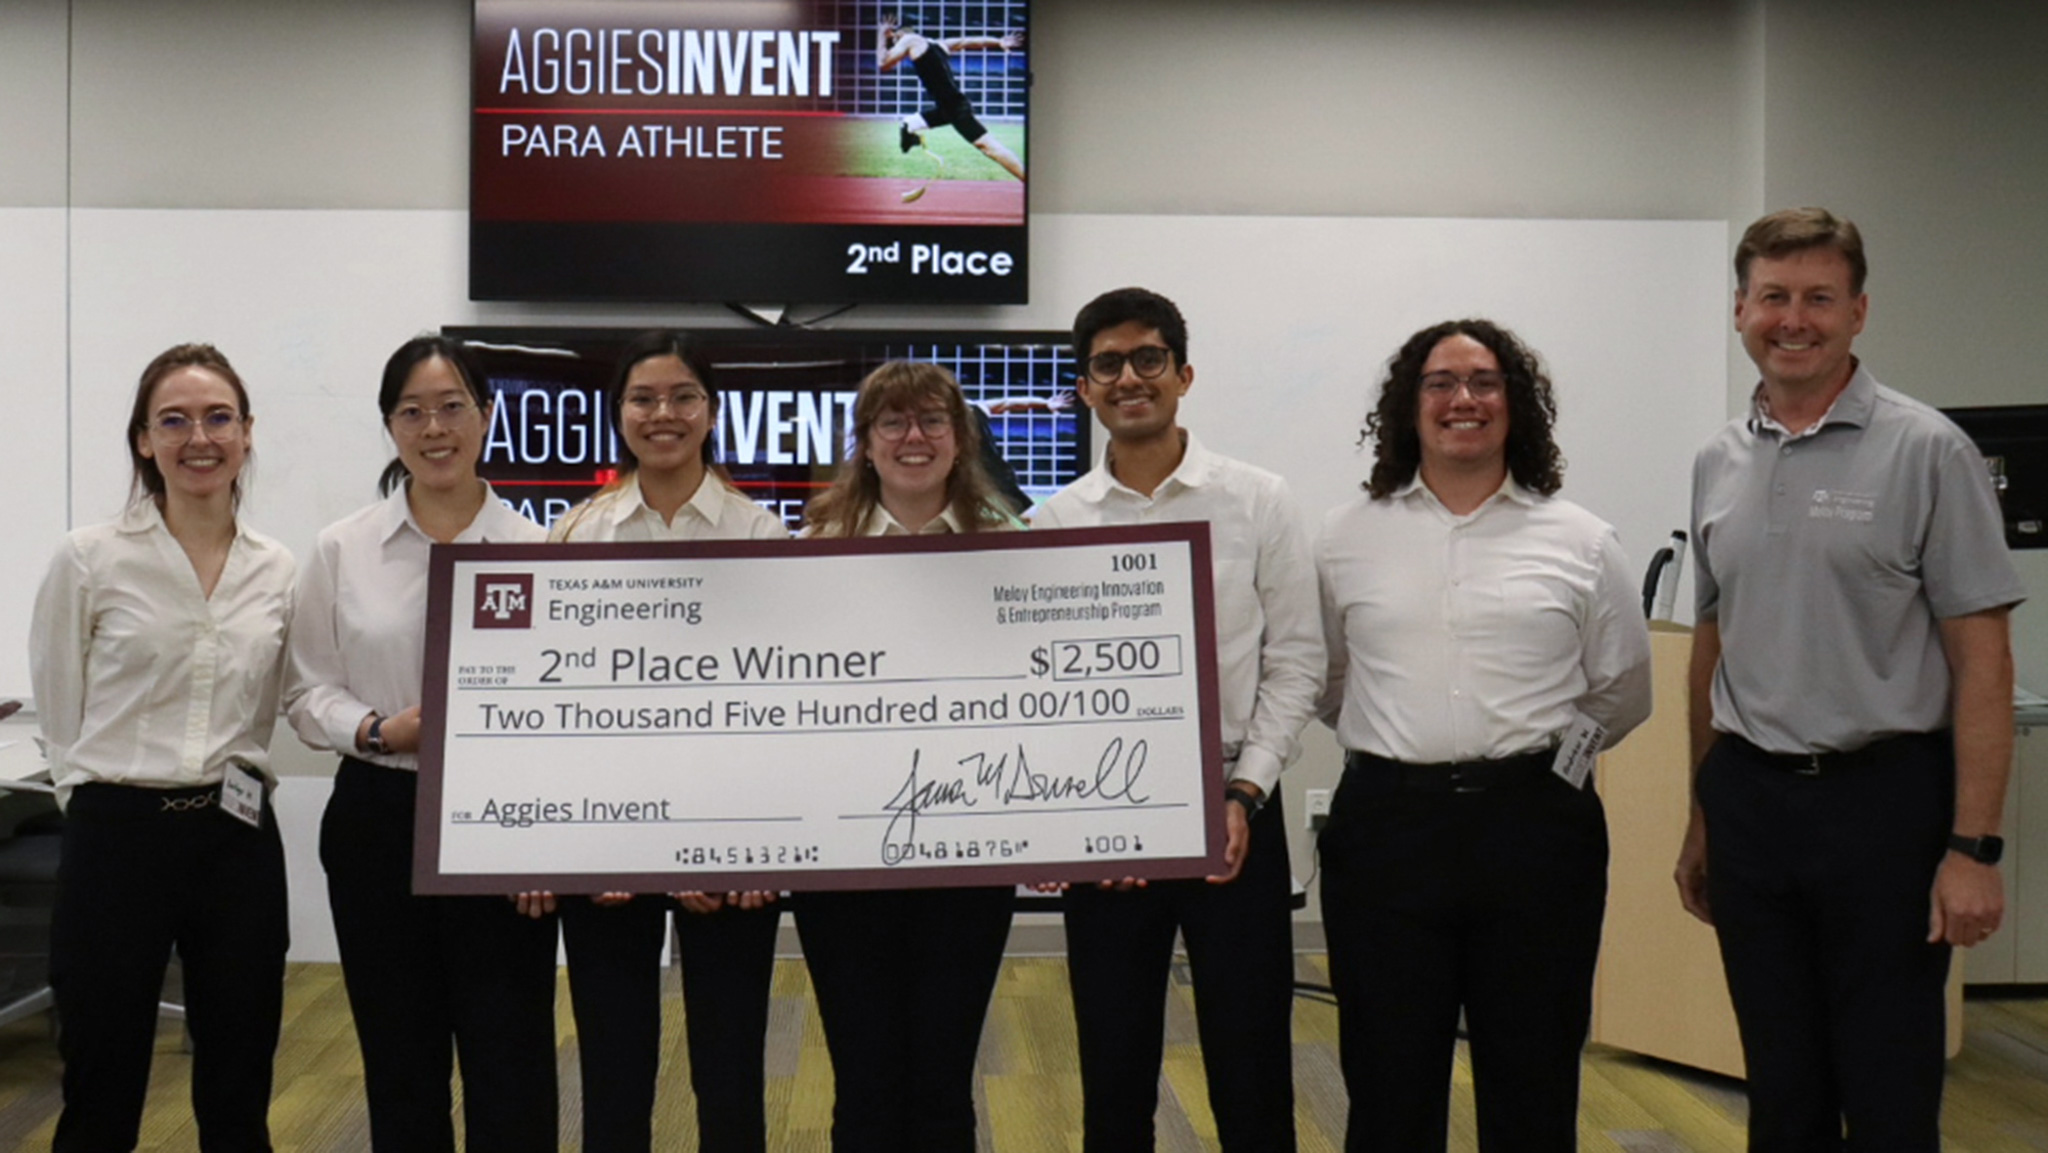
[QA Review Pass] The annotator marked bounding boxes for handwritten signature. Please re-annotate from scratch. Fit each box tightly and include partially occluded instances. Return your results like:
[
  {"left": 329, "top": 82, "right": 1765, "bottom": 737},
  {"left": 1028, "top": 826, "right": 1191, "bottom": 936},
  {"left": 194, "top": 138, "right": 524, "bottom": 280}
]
[{"left": 878, "top": 738, "right": 1150, "bottom": 864}]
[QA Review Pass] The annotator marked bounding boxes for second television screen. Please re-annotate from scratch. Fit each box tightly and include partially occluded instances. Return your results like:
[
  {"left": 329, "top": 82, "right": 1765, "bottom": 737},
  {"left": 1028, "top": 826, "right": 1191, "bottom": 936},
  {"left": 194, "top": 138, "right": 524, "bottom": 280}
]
[{"left": 448, "top": 327, "right": 1087, "bottom": 530}]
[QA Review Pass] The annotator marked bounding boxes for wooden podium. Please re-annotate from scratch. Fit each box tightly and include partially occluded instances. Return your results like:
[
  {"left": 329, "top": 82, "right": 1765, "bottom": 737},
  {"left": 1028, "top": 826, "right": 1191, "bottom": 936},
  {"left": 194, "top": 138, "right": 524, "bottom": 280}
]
[{"left": 1589, "top": 624, "right": 1962, "bottom": 1077}]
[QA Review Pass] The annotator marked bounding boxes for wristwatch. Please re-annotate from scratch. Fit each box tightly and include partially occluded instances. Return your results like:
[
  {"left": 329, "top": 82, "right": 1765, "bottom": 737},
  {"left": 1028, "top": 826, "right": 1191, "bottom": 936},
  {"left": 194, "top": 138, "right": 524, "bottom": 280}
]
[
  {"left": 1948, "top": 833, "right": 2004, "bottom": 865},
  {"left": 364, "top": 714, "right": 390, "bottom": 757},
  {"left": 1224, "top": 784, "right": 1266, "bottom": 820}
]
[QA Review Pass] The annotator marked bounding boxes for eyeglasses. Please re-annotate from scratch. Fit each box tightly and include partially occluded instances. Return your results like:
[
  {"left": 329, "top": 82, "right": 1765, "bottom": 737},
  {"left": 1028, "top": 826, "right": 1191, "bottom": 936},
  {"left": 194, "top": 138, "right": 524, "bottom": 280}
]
[
  {"left": 1084, "top": 345, "right": 1174, "bottom": 385},
  {"left": 1419, "top": 370, "right": 1507, "bottom": 399},
  {"left": 389, "top": 398, "right": 479, "bottom": 432},
  {"left": 623, "top": 388, "right": 710, "bottom": 416},
  {"left": 872, "top": 411, "right": 954, "bottom": 441},
  {"left": 148, "top": 409, "right": 243, "bottom": 441}
]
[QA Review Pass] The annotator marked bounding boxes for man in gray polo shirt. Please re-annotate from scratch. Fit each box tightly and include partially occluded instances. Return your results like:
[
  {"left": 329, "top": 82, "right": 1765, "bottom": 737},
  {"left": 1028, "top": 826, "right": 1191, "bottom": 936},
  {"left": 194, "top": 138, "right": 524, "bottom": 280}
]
[{"left": 1675, "top": 207, "right": 2025, "bottom": 1150}]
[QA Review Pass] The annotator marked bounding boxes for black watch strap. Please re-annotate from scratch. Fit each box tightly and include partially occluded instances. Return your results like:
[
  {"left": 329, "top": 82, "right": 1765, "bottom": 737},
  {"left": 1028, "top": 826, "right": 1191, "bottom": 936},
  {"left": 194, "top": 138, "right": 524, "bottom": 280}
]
[
  {"left": 365, "top": 714, "right": 389, "bottom": 756},
  {"left": 1224, "top": 785, "right": 1266, "bottom": 820},
  {"left": 1948, "top": 833, "right": 2004, "bottom": 865}
]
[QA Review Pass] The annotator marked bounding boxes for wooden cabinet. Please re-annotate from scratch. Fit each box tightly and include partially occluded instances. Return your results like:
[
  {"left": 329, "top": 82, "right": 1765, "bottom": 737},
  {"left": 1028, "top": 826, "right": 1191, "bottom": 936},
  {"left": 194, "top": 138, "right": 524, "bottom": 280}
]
[
  {"left": 1964, "top": 718, "right": 2048, "bottom": 984},
  {"left": 1589, "top": 625, "right": 1745, "bottom": 1076}
]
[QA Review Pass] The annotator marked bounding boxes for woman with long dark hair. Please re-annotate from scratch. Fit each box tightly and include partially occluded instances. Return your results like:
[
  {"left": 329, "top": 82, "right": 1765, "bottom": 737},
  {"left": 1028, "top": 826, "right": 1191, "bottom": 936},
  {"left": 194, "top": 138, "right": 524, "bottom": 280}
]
[
  {"left": 286, "top": 335, "right": 558, "bottom": 1152},
  {"left": 539, "top": 331, "right": 788, "bottom": 1153},
  {"left": 32, "top": 343, "right": 294, "bottom": 1151}
]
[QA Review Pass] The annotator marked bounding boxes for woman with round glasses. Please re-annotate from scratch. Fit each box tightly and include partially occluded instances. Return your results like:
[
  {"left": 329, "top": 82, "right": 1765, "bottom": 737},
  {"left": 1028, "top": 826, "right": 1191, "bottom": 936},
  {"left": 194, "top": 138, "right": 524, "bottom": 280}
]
[
  {"left": 31, "top": 344, "right": 294, "bottom": 1150},
  {"left": 531, "top": 331, "right": 789, "bottom": 1153},
  {"left": 796, "top": 361, "right": 1020, "bottom": 1151},
  {"left": 1315, "top": 319, "right": 1652, "bottom": 1150},
  {"left": 286, "top": 335, "right": 559, "bottom": 1152}
]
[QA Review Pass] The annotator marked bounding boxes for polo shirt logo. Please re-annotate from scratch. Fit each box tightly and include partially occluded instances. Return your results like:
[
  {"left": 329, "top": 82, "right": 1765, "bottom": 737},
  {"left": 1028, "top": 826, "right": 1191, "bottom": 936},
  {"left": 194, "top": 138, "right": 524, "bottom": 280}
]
[{"left": 1808, "top": 490, "right": 1877, "bottom": 523}]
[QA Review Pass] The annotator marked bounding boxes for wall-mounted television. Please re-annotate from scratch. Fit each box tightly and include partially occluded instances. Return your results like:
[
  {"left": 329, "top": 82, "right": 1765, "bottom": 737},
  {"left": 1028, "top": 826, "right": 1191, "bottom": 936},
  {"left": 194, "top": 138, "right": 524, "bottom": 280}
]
[
  {"left": 446, "top": 327, "right": 1086, "bottom": 529},
  {"left": 470, "top": 1, "right": 1030, "bottom": 304}
]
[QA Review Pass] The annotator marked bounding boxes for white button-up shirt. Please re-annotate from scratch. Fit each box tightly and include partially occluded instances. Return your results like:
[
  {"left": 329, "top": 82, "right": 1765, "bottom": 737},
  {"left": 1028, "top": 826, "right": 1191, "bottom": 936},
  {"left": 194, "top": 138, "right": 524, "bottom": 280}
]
[
  {"left": 31, "top": 501, "right": 296, "bottom": 800},
  {"left": 1031, "top": 433, "right": 1324, "bottom": 795},
  {"left": 1318, "top": 477, "right": 1652, "bottom": 764},
  {"left": 549, "top": 472, "right": 790, "bottom": 543},
  {"left": 286, "top": 483, "right": 544, "bottom": 769}
]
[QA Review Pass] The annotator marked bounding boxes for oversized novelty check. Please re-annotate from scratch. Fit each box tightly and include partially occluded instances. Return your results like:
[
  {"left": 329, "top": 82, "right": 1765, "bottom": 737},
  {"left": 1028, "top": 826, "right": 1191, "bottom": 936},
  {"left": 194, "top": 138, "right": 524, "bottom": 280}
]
[{"left": 414, "top": 525, "right": 1226, "bottom": 893}]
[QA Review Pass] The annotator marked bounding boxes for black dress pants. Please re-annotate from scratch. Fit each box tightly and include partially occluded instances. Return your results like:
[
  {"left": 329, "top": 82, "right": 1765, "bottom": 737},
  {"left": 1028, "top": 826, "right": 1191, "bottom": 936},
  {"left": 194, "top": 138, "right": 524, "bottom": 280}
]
[
  {"left": 319, "top": 758, "right": 559, "bottom": 1153},
  {"left": 794, "top": 885, "right": 1015, "bottom": 1152},
  {"left": 50, "top": 782, "right": 289, "bottom": 1153},
  {"left": 1698, "top": 732, "right": 1953, "bottom": 1153},
  {"left": 559, "top": 895, "right": 781, "bottom": 1153},
  {"left": 1063, "top": 797, "right": 1297, "bottom": 1153},
  {"left": 1318, "top": 757, "right": 1607, "bottom": 1153}
]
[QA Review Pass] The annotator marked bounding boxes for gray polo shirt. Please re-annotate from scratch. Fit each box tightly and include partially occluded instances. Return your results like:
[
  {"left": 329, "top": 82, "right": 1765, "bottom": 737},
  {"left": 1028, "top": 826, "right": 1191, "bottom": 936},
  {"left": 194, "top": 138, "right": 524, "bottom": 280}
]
[{"left": 1691, "top": 365, "right": 2025, "bottom": 754}]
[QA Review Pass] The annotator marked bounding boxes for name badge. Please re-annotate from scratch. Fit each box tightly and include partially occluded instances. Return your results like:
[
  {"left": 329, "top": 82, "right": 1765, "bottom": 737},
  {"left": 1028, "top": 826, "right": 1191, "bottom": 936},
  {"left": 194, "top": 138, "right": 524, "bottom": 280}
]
[
  {"left": 220, "top": 760, "right": 265, "bottom": 828},
  {"left": 1551, "top": 712, "right": 1607, "bottom": 790}
]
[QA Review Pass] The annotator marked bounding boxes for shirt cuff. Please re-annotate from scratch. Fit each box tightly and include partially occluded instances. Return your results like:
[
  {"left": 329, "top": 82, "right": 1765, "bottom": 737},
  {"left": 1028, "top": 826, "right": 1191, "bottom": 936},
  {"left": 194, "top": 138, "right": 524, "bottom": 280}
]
[{"left": 1229, "top": 745, "right": 1285, "bottom": 798}]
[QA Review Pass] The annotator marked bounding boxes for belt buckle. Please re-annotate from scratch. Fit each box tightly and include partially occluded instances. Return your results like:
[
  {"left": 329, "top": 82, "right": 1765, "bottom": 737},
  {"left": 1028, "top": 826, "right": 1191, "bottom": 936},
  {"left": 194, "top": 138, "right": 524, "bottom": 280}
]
[
  {"left": 1795, "top": 753, "right": 1822, "bottom": 777},
  {"left": 1450, "top": 768, "right": 1482, "bottom": 794}
]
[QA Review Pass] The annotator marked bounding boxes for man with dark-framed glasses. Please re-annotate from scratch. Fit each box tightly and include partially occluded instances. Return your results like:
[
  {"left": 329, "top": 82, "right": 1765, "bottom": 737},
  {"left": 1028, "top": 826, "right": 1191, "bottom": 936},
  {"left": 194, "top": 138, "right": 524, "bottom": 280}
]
[{"left": 1033, "top": 286, "right": 1322, "bottom": 1152}]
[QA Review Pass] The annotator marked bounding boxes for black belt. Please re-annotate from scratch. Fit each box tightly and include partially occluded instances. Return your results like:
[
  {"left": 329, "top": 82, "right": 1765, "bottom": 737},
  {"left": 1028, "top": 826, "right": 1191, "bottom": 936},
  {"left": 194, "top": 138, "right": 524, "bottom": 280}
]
[
  {"left": 1342, "top": 747, "right": 1559, "bottom": 793},
  {"left": 70, "top": 781, "right": 224, "bottom": 816},
  {"left": 1726, "top": 730, "right": 1948, "bottom": 777}
]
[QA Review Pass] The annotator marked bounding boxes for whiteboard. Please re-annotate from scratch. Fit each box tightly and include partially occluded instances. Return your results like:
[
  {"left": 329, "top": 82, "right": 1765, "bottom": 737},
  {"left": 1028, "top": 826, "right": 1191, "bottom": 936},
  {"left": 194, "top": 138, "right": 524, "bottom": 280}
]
[
  {"left": 1, "top": 208, "right": 69, "bottom": 703},
  {"left": 11, "top": 209, "right": 1727, "bottom": 700}
]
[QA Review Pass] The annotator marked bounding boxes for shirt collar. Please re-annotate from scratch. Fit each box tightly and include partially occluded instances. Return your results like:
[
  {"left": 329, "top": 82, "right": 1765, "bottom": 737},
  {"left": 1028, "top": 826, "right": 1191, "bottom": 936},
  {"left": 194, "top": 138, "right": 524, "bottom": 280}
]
[
  {"left": 1747, "top": 361, "right": 1875, "bottom": 439},
  {"left": 376, "top": 480, "right": 516, "bottom": 544},
  {"left": 115, "top": 498, "right": 169, "bottom": 536},
  {"left": 601, "top": 472, "right": 731, "bottom": 532},
  {"left": 116, "top": 497, "right": 255, "bottom": 542},
  {"left": 374, "top": 483, "right": 419, "bottom": 544},
  {"left": 863, "top": 504, "right": 968, "bottom": 535},
  {"left": 1090, "top": 429, "right": 1216, "bottom": 499},
  {"left": 1393, "top": 472, "right": 1532, "bottom": 514}
]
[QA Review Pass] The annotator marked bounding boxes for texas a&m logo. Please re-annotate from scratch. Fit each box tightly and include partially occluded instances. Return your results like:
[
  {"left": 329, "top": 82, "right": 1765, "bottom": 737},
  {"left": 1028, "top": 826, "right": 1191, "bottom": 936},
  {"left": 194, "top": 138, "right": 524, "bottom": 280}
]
[{"left": 474, "top": 573, "right": 535, "bottom": 629}]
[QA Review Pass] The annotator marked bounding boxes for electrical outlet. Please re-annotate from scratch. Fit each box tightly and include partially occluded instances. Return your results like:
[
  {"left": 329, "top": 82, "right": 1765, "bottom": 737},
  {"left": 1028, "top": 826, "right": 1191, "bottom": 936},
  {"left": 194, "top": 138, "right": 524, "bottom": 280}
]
[{"left": 1305, "top": 788, "right": 1333, "bottom": 832}]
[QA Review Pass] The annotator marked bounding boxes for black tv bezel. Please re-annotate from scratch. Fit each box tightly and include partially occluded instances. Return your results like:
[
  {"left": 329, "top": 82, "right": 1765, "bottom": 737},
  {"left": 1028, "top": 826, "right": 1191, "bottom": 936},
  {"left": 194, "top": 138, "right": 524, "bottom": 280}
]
[{"left": 466, "top": 0, "right": 1032, "bottom": 306}]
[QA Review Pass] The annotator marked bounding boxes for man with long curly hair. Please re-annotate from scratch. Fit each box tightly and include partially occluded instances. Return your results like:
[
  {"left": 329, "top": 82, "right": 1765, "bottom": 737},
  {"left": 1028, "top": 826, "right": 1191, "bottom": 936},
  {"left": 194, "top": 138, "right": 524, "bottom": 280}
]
[{"left": 1316, "top": 318, "right": 1651, "bottom": 1150}]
